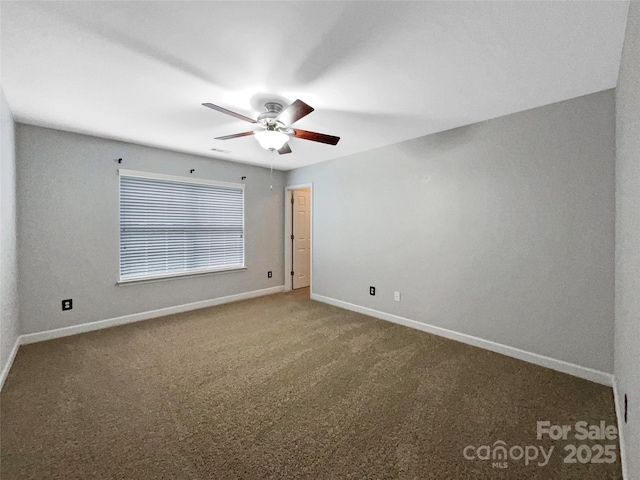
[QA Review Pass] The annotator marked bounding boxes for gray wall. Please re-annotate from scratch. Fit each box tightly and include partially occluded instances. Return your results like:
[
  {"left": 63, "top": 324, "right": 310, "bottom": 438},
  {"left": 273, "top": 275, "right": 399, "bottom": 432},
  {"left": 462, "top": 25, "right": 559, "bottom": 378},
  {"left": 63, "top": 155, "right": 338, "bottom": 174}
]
[
  {"left": 1, "top": 87, "right": 19, "bottom": 384},
  {"left": 288, "top": 90, "right": 615, "bottom": 374},
  {"left": 615, "top": 1, "right": 640, "bottom": 477},
  {"left": 17, "top": 125, "right": 285, "bottom": 335}
]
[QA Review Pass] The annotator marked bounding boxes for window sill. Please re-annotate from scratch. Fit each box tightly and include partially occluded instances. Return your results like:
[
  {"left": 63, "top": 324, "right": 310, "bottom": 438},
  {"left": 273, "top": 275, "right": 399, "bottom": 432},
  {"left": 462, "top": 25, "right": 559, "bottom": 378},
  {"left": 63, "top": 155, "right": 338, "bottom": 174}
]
[{"left": 117, "top": 266, "right": 247, "bottom": 286}]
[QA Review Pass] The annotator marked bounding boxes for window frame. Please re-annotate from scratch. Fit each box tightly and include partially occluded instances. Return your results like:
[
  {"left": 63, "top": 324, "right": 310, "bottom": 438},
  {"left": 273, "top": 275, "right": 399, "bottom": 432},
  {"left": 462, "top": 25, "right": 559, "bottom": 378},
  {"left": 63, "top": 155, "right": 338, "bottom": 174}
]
[{"left": 118, "top": 169, "right": 246, "bottom": 285}]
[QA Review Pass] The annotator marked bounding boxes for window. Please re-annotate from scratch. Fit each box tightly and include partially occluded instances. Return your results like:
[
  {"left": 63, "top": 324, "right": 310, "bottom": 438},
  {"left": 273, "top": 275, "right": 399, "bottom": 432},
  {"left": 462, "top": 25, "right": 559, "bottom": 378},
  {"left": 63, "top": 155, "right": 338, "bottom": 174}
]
[{"left": 119, "top": 170, "right": 245, "bottom": 283}]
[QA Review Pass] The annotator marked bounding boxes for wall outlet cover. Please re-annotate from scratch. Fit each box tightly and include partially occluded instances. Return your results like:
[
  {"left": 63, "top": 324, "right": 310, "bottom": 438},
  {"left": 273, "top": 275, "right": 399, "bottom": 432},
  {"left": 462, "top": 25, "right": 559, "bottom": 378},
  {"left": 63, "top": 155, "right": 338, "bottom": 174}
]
[
  {"left": 62, "top": 299, "right": 73, "bottom": 311},
  {"left": 370, "top": 286, "right": 375, "bottom": 296}
]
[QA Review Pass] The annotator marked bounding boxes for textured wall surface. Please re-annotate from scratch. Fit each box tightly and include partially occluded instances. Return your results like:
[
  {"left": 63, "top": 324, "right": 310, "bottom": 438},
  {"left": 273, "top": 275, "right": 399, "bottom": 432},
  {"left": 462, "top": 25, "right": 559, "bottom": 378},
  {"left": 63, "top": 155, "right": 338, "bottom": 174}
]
[
  {"left": 0, "top": 88, "right": 19, "bottom": 387},
  {"left": 615, "top": 1, "right": 640, "bottom": 477},
  {"left": 16, "top": 125, "right": 285, "bottom": 334},
  {"left": 288, "top": 90, "right": 616, "bottom": 373}
]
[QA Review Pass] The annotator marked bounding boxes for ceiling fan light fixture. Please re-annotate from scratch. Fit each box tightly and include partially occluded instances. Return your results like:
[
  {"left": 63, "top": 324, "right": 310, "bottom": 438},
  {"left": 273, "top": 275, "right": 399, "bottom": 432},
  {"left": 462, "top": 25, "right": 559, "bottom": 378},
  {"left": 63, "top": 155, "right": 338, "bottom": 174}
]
[
  {"left": 204, "top": 98, "right": 339, "bottom": 155},
  {"left": 254, "top": 129, "right": 289, "bottom": 151}
]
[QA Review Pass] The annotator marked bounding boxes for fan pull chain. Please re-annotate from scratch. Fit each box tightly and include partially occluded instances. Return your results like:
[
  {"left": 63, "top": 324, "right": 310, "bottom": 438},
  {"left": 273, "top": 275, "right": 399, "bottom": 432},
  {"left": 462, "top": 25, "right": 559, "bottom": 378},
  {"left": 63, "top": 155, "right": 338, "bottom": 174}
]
[{"left": 270, "top": 151, "right": 274, "bottom": 191}]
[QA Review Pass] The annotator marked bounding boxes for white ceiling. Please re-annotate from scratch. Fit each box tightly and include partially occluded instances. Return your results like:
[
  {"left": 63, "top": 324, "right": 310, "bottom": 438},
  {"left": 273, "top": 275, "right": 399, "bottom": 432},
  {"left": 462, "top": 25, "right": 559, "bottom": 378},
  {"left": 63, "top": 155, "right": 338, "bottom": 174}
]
[{"left": 0, "top": 1, "right": 630, "bottom": 171}]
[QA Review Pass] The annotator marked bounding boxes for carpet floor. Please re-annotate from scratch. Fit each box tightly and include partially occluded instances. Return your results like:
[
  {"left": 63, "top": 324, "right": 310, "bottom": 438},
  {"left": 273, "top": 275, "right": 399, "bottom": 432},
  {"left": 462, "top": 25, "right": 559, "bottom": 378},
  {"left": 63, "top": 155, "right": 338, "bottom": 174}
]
[{"left": 1, "top": 289, "right": 622, "bottom": 479}]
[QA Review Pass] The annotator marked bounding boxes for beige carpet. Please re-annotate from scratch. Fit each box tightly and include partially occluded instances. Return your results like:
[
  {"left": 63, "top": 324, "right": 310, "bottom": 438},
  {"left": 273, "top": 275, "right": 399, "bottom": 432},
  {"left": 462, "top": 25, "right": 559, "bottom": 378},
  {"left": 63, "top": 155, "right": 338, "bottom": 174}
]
[{"left": 1, "top": 289, "right": 621, "bottom": 479}]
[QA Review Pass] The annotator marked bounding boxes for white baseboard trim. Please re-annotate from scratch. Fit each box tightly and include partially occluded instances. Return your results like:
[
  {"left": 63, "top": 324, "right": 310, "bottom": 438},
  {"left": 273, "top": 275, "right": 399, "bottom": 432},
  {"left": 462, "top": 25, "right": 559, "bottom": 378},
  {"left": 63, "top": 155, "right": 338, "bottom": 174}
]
[
  {"left": 20, "top": 285, "right": 287, "bottom": 345},
  {"left": 0, "top": 335, "right": 21, "bottom": 391},
  {"left": 612, "top": 378, "right": 628, "bottom": 479},
  {"left": 311, "top": 293, "right": 614, "bottom": 387}
]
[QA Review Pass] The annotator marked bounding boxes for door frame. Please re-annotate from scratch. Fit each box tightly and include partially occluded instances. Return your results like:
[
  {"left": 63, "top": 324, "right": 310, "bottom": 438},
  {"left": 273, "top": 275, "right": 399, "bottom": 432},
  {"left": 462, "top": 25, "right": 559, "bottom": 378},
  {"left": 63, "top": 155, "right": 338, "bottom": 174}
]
[{"left": 284, "top": 183, "right": 313, "bottom": 292}]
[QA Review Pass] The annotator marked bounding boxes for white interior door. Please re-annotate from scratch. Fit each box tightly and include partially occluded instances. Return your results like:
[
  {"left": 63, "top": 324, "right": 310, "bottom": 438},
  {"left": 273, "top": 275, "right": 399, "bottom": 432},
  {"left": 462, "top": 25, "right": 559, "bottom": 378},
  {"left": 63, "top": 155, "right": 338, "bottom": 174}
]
[{"left": 292, "top": 188, "right": 311, "bottom": 289}]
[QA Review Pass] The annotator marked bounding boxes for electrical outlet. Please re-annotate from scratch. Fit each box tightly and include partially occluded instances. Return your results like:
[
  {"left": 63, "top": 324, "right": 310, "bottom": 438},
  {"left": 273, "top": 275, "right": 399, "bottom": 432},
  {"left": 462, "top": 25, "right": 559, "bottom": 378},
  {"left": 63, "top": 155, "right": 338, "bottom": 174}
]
[
  {"left": 370, "top": 286, "right": 375, "bottom": 296},
  {"left": 267, "top": 271, "right": 272, "bottom": 278},
  {"left": 62, "top": 299, "right": 73, "bottom": 311},
  {"left": 394, "top": 291, "right": 401, "bottom": 302}
]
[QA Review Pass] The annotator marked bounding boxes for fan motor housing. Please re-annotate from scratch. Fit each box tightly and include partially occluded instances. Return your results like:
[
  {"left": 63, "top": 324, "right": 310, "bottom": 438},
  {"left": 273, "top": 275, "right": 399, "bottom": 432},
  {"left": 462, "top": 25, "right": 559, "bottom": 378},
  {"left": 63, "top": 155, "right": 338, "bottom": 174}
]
[{"left": 257, "top": 102, "right": 284, "bottom": 126}]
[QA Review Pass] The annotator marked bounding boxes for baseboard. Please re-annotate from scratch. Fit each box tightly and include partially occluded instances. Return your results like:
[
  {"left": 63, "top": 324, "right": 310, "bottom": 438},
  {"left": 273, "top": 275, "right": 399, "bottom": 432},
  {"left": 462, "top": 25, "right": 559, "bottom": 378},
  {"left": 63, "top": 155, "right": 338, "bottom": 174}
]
[
  {"left": 311, "top": 293, "right": 614, "bottom": 387},
  {"left": 21, "top": 285, "right": 287, "bottom": 345},
  {"left": 613, "top": 378, "right": 629, "bottom": 479},
  {"left": 0, "top": 335, "right": 21, "bottom": 391}
]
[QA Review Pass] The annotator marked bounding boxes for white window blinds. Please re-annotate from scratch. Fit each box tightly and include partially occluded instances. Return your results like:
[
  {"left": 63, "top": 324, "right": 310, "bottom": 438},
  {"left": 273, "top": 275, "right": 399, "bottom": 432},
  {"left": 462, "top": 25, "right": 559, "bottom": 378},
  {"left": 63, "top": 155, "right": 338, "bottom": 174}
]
[{"left": 119, "top": 170, "right": 245, "bottom": 282}]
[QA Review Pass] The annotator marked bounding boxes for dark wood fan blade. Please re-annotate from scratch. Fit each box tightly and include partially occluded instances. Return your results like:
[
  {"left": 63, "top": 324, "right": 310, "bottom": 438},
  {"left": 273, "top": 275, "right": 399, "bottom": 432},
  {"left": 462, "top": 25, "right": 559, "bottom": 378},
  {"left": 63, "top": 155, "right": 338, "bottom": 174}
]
[
  {"left": 202, "top": 103, "right": 256, "bottom": 123},
  {"left": 276, "top": 99, "right": 314, "bottom": 126},
  {"left": 278, "top": 143, "right": 292, "bottom": 155},
  {"left": 214, "top": 131, "right": 255, "bottom": 140},
  {"left": 293, "top": 129, "right": 340, "bottom": 145}
]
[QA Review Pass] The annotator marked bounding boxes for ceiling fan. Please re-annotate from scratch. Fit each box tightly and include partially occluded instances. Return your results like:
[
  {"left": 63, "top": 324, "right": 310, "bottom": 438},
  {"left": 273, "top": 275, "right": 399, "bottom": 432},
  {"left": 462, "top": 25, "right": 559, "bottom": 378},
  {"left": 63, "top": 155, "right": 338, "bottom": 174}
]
[{"left": 202, "top": 99, "right": 340, "bottom": 154}]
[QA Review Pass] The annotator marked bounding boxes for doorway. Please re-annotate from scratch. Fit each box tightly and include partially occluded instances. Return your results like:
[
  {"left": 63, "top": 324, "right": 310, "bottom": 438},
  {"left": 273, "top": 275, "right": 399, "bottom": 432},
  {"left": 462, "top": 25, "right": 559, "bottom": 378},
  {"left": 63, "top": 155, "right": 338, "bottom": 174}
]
[{"left": 285, "top": 184, "right": 312, "bottom": 291}]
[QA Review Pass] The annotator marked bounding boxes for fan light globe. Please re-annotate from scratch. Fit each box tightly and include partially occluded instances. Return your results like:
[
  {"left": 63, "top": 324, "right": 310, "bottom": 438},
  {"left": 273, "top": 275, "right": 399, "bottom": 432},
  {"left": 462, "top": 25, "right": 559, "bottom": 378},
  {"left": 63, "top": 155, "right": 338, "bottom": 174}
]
[{"left": 254, "top": 130, "right": 289, "bottom": 150}]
